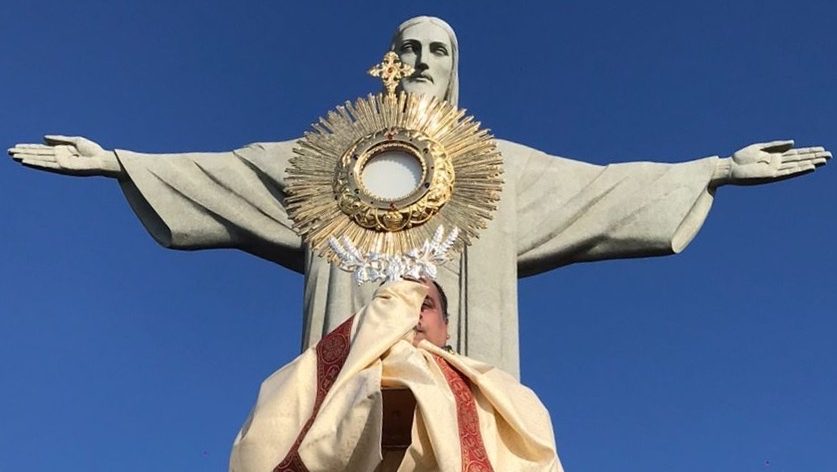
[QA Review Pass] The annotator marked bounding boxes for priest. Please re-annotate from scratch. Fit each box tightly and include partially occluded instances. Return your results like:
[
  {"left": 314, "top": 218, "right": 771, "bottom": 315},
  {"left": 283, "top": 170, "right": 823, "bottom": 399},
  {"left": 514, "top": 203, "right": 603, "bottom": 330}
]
[{"left": 229, "top": 279, "right": 562, "bottom": 472}]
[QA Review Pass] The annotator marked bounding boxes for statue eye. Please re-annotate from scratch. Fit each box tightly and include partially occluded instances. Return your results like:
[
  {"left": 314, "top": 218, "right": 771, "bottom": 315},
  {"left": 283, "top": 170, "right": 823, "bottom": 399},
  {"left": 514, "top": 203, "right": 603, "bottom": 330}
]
[
  {"left": 400, "top": 42, "right": 417, "bottom": 53},
  {"left": 431, "top": 44, "right": 449, "bottom": 56}
]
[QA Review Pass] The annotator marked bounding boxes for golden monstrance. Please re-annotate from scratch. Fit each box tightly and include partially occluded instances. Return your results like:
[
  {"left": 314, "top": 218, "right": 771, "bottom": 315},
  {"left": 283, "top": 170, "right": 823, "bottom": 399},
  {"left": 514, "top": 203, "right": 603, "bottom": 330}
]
[{"left": 285, "top": 52, "right": 503, "bottom": 283}]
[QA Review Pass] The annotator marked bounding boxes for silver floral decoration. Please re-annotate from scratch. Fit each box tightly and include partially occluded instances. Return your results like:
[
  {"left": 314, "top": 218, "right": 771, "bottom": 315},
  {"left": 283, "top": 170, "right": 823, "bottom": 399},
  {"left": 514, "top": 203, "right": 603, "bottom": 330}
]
[{"left": 328, "top": 226, "right": 460, "bottom": 285}]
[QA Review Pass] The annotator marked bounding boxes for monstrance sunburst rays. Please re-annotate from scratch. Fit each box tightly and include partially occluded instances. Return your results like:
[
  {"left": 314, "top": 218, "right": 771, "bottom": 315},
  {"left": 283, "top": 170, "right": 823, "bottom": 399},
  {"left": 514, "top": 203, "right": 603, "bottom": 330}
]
[{"left": 286, "top": 91, "right": 503, "bottom": 263}]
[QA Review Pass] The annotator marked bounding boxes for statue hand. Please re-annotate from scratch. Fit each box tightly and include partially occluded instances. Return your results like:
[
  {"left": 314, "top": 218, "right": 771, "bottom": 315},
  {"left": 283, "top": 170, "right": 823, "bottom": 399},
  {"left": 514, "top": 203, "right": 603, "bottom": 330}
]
[
  {"left": 723, "top": 140, "right": 831, "bottom": 185},
  {"left": 8, "top": 135, "right": 122, "bottom": 178}
]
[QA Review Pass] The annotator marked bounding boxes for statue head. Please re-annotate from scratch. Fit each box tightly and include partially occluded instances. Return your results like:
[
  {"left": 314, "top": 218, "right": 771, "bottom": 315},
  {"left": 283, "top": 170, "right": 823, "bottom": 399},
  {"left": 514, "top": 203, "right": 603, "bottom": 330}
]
[
  {"left": 413, "top": 278, "right": 450, "bottom": 348},
  {"left": 390, "top": 16, "right": 459, "bottom": 106}
]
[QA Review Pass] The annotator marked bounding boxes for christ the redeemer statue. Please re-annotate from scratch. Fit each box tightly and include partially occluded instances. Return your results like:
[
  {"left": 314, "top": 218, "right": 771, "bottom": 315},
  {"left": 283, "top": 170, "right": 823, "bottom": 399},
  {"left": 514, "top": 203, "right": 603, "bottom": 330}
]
[{"left": 8, "top": 16, "right": 830, "bottom": 378}]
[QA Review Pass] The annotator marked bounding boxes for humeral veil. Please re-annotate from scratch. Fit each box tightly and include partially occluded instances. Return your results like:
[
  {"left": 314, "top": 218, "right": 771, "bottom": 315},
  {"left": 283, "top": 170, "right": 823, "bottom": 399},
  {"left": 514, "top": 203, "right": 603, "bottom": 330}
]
[{"left": 229, "top": 281, "right": 563, "bottom": 472}]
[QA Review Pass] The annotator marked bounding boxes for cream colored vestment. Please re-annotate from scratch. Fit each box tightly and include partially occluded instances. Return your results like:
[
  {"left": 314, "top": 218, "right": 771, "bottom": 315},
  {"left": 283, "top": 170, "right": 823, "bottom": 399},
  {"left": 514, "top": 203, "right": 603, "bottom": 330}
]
[
  {"left": 229, "top": 280, "right": 563, "bottom": 472},
  {"left": 116, "top": 139, "right": 717, "bottom": 378}
]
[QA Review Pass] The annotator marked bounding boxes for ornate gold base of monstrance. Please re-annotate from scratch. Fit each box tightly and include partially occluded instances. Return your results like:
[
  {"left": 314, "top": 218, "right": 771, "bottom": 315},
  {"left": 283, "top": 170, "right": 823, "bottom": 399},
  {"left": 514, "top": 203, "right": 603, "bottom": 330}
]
[{"left": 286, "top": 52, "right": 503, "bottom": 283}]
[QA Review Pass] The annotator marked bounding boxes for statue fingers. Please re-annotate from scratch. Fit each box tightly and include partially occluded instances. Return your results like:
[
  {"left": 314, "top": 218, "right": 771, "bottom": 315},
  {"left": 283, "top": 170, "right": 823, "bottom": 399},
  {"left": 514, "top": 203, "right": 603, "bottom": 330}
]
[
  {"left": 811, "top": 149, "right": 831, "bottom": 163},
  {"left": 20, "top": 154, "right": 56, "bottom": 164},
  {"left": 20, "top": 158, "right": 61, "bottom": 171},
  {"left": 16, "top": 154, "right": 59, "bottom": 166},
  {"left": 8, "top": 147, "right": 57, "bottom": 158},
  {"left": 791, "top": 146, "right": 825, "bottom": 154},
  {"left": 43, "top": 134, "right": 81, "bottom": 146},
  {"left": 9, "top": 152, "right": 57, "bottom": 164},
  {"left": 8, "top": 147, "right": 25, "bottom": 159},
  {"left": 780, "top": 149, "right": 831, "bottom": 164},
  {"left": 9, "top": 144, "right": 56, "bottom": 156},
  {"left": 782, "top": 146, "right": 824, "bottom": 157},
  {"left": 759, "top": 139, "right": 795, "bottom": 153},
  {"left": 776, "top": 163, "right": 815, "bottom": 177},
  {"left": 19, "top": 156, "right": 100, "bottom": 176},
  {"left": 798, "top": 157, "right": 830, "bottom": 168},
  {"left": 779, "top": 160, "right": 809, "bottom": 171},
  {"left": 44, "top": 135, "right": 105, "bottom": 157},
  {"left": 13, "top": 143, "right": 54, "bottom": 150},
  {"left": 779, "top": 152, "right": 812, "bottom": 164},
  {"left": 802, "top": 155, "right": 828, "bottom": 167}
]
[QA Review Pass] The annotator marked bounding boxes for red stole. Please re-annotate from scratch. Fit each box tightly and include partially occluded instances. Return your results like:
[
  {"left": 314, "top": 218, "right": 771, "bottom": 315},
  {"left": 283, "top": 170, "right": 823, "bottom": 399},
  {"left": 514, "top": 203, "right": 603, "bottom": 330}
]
[
  {"left": 273, "top": 315, "right": 355, "bottom": 472},
  {"left": 434, "top": 355, "right": 496, "bottom": 472}
]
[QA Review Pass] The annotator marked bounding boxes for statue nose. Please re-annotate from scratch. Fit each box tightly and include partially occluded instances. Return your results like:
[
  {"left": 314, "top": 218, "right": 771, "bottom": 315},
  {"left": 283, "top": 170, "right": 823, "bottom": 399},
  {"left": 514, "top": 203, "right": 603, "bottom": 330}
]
[{"left": 414, "top": 51, "right": 428, "bottom": 69}]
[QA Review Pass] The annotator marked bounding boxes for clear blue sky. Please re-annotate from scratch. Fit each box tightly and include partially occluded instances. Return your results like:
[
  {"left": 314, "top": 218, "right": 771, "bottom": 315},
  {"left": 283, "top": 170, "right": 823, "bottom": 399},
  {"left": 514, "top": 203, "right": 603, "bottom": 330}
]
[{"left": 1, "top": 1, "right": 835, "bottom": 471}]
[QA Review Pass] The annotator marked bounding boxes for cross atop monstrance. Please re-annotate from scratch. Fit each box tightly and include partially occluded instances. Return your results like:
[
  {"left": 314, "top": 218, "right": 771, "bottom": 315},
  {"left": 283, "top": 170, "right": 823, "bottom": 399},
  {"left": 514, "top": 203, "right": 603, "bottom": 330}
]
[{"left": 368, "top": 51, "right": 415, "bottom": 97}]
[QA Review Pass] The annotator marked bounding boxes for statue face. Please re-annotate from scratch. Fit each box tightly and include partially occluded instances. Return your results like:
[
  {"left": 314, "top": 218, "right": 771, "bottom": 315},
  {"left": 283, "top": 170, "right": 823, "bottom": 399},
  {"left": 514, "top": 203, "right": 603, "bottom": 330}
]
[
  {"left": 413, "top": 279, "right": 449, "bottom": 348},
  {"left": 395, "top": 22, "right": 453, "bottom": 101}
]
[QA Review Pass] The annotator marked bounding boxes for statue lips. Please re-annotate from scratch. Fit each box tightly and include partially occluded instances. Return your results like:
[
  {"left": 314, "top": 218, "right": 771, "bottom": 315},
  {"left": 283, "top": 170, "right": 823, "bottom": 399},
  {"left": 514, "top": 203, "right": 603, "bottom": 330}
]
[{"left": 409, "top": 73, "right": 433, "bottom": 83}]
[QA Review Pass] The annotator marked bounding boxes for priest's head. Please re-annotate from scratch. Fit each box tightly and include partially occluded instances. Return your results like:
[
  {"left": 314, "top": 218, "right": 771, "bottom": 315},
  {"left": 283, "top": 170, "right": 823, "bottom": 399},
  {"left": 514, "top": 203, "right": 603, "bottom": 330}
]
[
  {"left": 391, "top": 16, "right": 460, "bottom": 106},
  {"left": 413, "top": 278, "right": 450, "bottom": 348}
]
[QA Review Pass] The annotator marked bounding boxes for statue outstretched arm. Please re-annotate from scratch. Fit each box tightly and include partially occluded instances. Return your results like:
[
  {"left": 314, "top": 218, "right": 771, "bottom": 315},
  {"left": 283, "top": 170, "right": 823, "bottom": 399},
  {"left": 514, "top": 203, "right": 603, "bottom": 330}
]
[
  {"left": 10, "top": 135, "right": 305, "bottom": 271},
  {"left": 710, "top": 140, "right": 830, "bottom": 187},
  {"left": 8, "top": 135, "right": 124, "bottom": 178},
  {"left": 114, "top": 141, "right": 304, "bottom": 270},
  {"left": 509, "top": 140, "right": 719, "bottom": 275},
  {"left": 512, "top": 138, "right": 830, "bottom": 276}
]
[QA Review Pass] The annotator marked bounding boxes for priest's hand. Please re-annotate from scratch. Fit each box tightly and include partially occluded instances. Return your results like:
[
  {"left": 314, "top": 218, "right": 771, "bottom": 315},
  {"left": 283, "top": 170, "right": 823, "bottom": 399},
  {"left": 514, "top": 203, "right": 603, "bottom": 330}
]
[
  {"left": 711, "top": 140, "right": 831, "bottom": 186},
  {"left": 8, "top": 135, "right": 123, "bottom": 178}
]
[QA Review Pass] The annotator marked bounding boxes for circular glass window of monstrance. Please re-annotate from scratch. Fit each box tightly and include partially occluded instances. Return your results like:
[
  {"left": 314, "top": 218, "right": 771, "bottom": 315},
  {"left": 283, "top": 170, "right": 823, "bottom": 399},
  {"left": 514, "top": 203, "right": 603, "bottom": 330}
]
[{"left": 360, "top": 150, "right": 423, "bottom": 201}]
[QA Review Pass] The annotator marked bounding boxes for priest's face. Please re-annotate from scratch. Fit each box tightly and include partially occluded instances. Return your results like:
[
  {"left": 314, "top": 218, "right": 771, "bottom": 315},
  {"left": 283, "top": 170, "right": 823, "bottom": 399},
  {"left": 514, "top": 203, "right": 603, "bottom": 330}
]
[
  {"left": 413, "top": 279, "right": 449, "bottom": 348},
  {"left": 395, "top": 22, "right": 453, "bottom": 101}
]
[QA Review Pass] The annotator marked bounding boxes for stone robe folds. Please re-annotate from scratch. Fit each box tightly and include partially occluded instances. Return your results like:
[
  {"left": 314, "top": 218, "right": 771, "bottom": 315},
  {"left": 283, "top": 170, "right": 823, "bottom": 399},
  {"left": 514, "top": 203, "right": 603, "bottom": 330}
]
[
  {"left": 116, "top": 140, "right": 718, "bottom": 377},
  {"left": 229, "top": 280, "right": 562, "bottom": 472}
]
